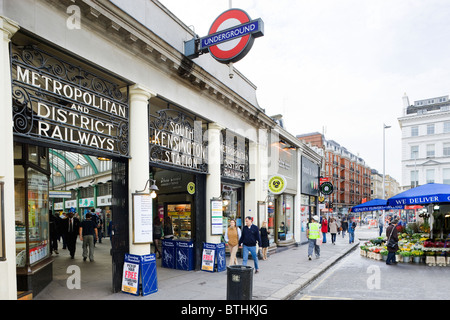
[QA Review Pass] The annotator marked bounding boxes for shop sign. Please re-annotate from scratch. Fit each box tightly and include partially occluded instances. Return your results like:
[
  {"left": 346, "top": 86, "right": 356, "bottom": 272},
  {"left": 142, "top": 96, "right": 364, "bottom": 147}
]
[
  {"left": 320, "top": 182, "right": 334, "bottom": 195},
  {"left": 187, "top": 182, "right": 196, "bottom": 195},
  {"left": 301, "top": 156, "right": 319, "bottom": 196},
  {"left": 11, "top": 45, "right": 129, "bottom": 158},
  {"left": 149, "top": 101, "right": 207, "bottom": 173},
  {"left": 185, "top": 9, "right": 264, "bottom": 64},
  {"left": 268, "top": 175, "right": 287, "bottom": 194},
  {"left": 221, "top": 130, "right": 249, "bottom": 182}
]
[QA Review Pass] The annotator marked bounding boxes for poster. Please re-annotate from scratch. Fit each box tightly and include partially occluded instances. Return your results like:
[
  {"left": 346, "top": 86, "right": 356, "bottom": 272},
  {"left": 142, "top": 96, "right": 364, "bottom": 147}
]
[
  {"left": 201, "top": 243, "right": 216, "bottom": 272},
  {"left": 211, "top": 199, "right": 223, "bottom": 235},
  {"left": 121, "top": 254, "right": 140, "bottom": 296},
  {"left": 133, "top": 194, "right": 153, "bottom": 243}
]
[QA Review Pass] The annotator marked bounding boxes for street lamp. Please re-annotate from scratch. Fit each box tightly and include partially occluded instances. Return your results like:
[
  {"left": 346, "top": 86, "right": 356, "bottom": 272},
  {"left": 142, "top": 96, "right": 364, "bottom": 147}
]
[{"left": 382, "top": 123, "right": 391, "bottom": 228}]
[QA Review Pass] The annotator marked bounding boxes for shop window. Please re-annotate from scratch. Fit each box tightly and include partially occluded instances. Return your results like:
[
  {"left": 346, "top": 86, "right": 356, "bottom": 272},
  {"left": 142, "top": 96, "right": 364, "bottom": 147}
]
[
  {"left": 14, "top": 142, "right": 50, "bottom": 268},
  {"left": 221, "top": 184, "right": 243, "bottom": 231}
]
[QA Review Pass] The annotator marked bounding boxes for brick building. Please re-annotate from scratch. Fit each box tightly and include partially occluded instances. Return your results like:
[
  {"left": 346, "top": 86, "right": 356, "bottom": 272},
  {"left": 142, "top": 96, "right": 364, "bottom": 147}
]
[{"left": 297, "top": 133, "right": 372, "bottom": 214}]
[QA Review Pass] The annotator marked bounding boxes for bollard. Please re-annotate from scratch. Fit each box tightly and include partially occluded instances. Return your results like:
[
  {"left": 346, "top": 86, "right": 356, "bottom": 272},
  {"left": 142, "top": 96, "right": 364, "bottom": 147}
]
[{"left": 226, "top": 265, "right": 253, "bottom": 300}]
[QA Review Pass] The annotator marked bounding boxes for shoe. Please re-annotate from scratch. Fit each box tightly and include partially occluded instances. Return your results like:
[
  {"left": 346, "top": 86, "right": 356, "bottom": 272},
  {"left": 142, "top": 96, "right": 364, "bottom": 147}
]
[
  {"left": 90, "top": 259, "right": 94, "bottom": 262},
  {"left": 255, "top": 270, "right": 259, "bottom": 274},
  {"left": 308, "top": 255, "right": 312, "bottom": 260},
  {"left": 316, "top": 255, "right": 320, "bottom": 259},
  {"left": 55, "top": 250, "right": 59, "bottom": 254},
  {"left": 83, "top": 257, "right": 87, "bottom": 261}
]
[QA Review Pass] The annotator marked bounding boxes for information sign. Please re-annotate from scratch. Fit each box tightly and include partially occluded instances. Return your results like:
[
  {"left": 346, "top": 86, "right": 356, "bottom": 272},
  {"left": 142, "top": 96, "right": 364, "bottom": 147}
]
[
  {"left": 211, "top": 199, "right": 223, "bottom": 235},
  {"left": 132, "top": 194, "right": 153, "bottom": 243}
]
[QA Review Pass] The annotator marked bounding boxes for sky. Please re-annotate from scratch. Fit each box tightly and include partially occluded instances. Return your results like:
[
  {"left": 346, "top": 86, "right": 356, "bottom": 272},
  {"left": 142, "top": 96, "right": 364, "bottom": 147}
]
[{"left": 158, "top": 0, "right": 450, "bottom": 183}]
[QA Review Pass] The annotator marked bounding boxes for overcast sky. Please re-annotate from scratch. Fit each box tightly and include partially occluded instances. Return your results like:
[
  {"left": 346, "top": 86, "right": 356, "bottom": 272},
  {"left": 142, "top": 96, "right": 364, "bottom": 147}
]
[{"left": 159, "top": 0, "right": 450, "bottom": 183}]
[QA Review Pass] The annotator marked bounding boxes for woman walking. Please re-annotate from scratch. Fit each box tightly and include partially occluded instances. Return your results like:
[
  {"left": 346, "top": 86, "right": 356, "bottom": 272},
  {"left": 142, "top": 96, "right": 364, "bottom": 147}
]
[
  {"left": 329, "top": 217, "right": 338, "bottom": 245},
  {"left": 224, "top": 219, "right": 241, "bottom": 266},
  {"left": 260, "top": 221, "right": 270, "bottom": 260}
]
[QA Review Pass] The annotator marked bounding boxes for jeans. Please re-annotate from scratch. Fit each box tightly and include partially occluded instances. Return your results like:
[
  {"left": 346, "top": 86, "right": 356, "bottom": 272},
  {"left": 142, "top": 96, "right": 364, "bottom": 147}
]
[
  {"left": 379, "top": 226, "right": 383, "bottom": 237},
  {"left": 242, "top": 245, "right": 259, "bottom": 270},
  {"left": 322, "top": 232, "right": 327, "bottom": 243},
  {"left": 308, "top": 239, "right": 320, "bottom": 257},
  {"left": 386, "top": 252, "right": 397, "bottom": 264},
  {"left": 349, "top": 231, "right": 355, "bottom": 243}
]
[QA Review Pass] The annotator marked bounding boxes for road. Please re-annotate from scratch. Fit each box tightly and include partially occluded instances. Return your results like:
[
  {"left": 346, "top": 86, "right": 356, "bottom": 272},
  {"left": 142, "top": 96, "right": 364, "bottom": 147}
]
[{"left": 293, "top": 248, "right": 450, "bottom": 300}]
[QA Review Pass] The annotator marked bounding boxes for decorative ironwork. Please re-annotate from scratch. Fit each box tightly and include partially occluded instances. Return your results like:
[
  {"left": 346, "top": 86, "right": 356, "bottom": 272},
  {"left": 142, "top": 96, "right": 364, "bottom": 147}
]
[
  {"left": 221, "top": 129, "right": 249, "bottom": 182},
  {"left": 149, "top": 100, "right": 208, "bottom": 174},
  {"left": 11, "top": 44, "right": 130, "bottom": 158}
]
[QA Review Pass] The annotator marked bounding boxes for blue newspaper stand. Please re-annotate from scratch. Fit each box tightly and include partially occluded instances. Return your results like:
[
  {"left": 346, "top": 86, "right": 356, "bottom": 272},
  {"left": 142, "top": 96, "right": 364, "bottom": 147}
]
[
  {"left": 141, "top": 254, "right": 158, "bottom": 296},
  {"left": 162, "top": 239, "right": 176, "bottom": 269},
  {"left": 175, "top": 240, "right": 195, "bottom": 271}
]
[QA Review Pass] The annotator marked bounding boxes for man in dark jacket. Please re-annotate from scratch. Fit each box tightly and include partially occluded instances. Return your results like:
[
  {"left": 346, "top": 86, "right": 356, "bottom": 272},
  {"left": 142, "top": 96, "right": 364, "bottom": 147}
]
[
  {"left": 239, "top": 216, "right": 262, "bottom": 274},
  {"left": 386, "top": 219, "right": 399, "bottom": 265}
]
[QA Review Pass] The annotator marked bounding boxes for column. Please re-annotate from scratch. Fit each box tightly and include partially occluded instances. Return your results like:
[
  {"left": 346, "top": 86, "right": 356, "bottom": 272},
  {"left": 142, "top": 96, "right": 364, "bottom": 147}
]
[
  {"left": 127, "top": 84, "right": 155, "bottom": 256},
  {"left": 205, "top": 123, "right": 223, "bottom": 244},
  {"left": 0, "top": 16, "right": 19, "bottom": 300}
]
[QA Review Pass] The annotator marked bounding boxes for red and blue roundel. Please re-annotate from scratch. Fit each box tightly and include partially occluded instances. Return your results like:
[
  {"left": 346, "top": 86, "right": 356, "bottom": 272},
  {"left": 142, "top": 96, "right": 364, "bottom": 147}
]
[{"left": 204, "top": 9, "right": 264, "bottom": 64}]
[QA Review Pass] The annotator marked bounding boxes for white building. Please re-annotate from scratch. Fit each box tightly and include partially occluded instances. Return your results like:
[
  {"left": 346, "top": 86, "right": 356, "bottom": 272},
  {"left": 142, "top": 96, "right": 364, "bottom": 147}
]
[{"left": 398, "top": 93, "right": 450, "bottom": 189}]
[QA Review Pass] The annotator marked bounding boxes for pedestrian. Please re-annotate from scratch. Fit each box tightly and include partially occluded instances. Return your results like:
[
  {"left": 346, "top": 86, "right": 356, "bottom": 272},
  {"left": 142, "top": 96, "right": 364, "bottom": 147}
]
[
  {"left": 90, "top": 208, "right": 99, "bottom": 246},
  {"left": 97, "top": 212, "right": 103, "bottom": 244},
  {"left": 336, "top": 216, "right": 341, "bottom": 235},
  {"left": 385, "top": 219, "right": 399, "bottom": 265},
  {"left": 329, "top": 217, "right": 338, "bottom": 245},
  {"left": 49, "top": 210, "right": 60, "bottom": 255},
  {"left": 321, "top": 215, "right": 328, "bottom": 243},
  {"left": 348, "top": 219, "right": 356, "bottom": 244},
  {"left": 79, "top": 212, "right": 98, "bottom": 262},
  {"left": 341, "top": 218, "right": 348, "bottom": 238},
  {"left": 260, "top": 221, "right": 270, "bottom": 260},
  {"left": 224, "top": 219, "right": 241, "bottom": 266},
  {"left": 163, "top": 216, "right": 174, "bottom": 239},
  {"left": 378, "top": 216, "right": 384, "bottom": 237},
  {"left": 239, "top": 216, "right": 261, "bottom": 274},
  {"left": 307, "top": 215, "right": 322, "bottom": 260},
  {"left": 63, "top": 210, "right": 80, "bottom": 259},
  {"left": 153, "top": 216, "right": 163, "bottom": 258}
]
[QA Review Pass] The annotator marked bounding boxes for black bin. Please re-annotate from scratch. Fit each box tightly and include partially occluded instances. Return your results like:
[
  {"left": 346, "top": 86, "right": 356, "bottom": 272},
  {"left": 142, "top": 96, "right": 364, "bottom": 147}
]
[{"left": 226, "top": 265, "right": 253, "bottom": 300}]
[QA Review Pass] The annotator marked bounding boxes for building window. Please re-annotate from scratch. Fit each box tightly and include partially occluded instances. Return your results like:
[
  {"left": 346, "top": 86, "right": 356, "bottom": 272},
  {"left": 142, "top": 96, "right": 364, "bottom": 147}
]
[
  {"left": 410, "top": 170, "right": 418, "bottom": 187},
  {"left": 427, "top": 124, "right": 435, "bottom": 135},
  {"left": 444, "top": 143, "right": 450, "bottom": 157},
  {"left": 426, "top": 144, "right": 435, "bottom": 158},
  {"left": 411, "top": 126, "right": 418, "bottom": 137},
  {"left": 443, "top": 168, "right": 450, "bottom": 185},
  {"left": 411, "top": 146, "right": 419, "bottom": 159},
  {"left": 426, "top": 169, "right": 435, "bottom": 184},
  {"left": 444, "top": 122, "right": 450, "bottom": 133}
]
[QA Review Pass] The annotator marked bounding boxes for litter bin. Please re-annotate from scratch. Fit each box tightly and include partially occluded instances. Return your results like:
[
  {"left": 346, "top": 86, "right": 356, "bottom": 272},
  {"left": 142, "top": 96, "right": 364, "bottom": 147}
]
[{"left": 226, "top": 265, "right": 253, "bottom": 300}]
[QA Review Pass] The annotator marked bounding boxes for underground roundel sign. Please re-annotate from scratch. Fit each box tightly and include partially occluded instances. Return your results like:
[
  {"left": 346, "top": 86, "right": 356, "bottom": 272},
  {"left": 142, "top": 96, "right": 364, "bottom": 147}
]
[{"left": 201, "top": 9, "right": 264, "bottom": 64}]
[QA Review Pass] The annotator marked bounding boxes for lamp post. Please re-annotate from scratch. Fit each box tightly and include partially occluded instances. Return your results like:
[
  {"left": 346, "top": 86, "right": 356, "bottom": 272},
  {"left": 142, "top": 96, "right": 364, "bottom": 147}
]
[{"left": 383, "top": 123, "right": 391, "bottom": 228}]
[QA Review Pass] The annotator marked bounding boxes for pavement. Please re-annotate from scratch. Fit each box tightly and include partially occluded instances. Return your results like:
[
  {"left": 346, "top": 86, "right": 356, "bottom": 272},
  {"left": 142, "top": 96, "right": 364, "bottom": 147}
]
[{"left": 34, "top": 225, "right": 381, "bottom": 301}]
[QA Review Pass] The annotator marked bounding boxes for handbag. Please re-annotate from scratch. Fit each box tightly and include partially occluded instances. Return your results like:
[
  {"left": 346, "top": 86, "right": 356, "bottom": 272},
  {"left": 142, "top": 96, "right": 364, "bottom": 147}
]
[{"left": 386, "top": 227, "right": 396, "bottom": 248}]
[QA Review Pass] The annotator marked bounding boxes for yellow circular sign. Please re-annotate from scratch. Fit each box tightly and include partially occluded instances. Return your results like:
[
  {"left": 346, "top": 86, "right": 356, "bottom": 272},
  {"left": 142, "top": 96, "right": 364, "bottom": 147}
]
[
  {"left": 187, "top": 182, "right": 196, "bottom": 195},
  {"left": 268, "top": 175, "right": 286, "bottom": 194}
]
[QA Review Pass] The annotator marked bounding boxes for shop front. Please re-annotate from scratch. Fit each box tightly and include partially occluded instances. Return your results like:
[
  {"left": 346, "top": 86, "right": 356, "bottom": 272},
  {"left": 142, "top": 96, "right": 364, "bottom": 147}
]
[
  {"left": 301, "top": 156, "right": 320, "bottom": 243},
  {"left": 268, "top": 140, "right": 298, "bottom": 247},
  {"left": 10, "top": 33, "right": 131, "bottom": 295},
  {"left": 149, "top": 96, "right": 208, "bottom": 270}
]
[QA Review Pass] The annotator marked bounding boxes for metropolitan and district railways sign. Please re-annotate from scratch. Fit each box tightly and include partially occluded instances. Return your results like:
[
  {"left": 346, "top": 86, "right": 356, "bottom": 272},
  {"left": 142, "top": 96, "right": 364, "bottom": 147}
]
[{"left": 11, "top": 45, "right": 129, "bottom": 158}]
